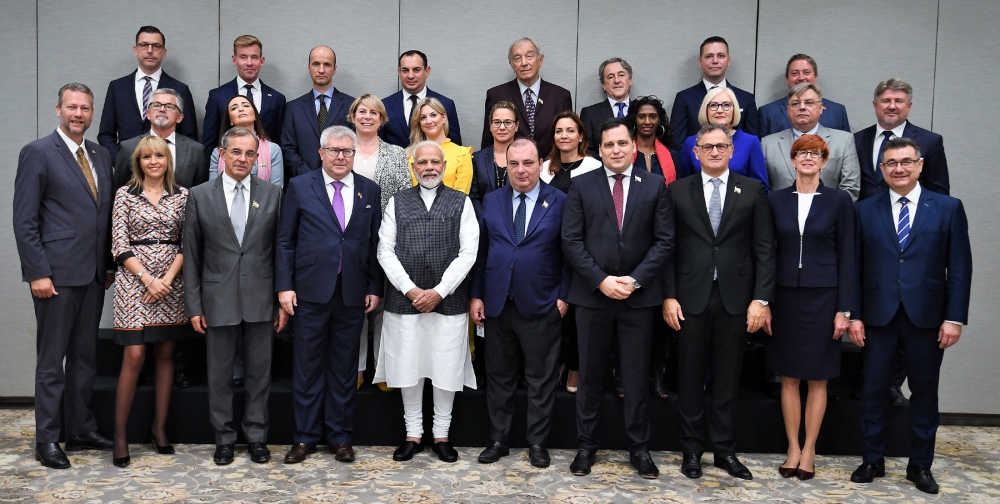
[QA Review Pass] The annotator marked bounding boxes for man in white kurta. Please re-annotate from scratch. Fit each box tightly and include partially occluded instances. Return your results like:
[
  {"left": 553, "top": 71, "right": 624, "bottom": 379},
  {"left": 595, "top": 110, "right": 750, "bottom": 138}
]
[{"left": 375, "top": 141, "right": 478, "bottom": 463}]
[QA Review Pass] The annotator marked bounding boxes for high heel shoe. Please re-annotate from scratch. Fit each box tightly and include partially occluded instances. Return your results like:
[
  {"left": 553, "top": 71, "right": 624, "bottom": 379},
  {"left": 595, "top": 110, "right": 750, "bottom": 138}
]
[
  {"left": 112, "top": 441, "right": 130, "bottom": 467},
  {"left": 796, "top": 466, "right": 815, "bottom": 480},
  {"left": 778, "top": 463, "right": 798, "bottom": 478},
  {"left": 150, "top": 430, "right": 175, "bottom": 455}
]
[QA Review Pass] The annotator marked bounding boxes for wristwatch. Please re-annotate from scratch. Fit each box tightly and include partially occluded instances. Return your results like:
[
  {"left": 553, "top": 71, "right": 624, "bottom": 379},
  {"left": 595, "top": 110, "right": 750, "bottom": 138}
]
[
  {"left": 838, "top": 311, "right": 851, "bottom": 318},
  {"left": 631, "top": 278, "right": 641, "bottom": 289},
  {"left": 755, "top": 299, "right": 769, "bottom": 307}
]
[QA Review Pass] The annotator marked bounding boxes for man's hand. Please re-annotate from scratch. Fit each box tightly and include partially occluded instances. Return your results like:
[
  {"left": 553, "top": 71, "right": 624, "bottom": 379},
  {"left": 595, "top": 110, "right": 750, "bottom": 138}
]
[
  {"left": 30, "top": 277, "right": 58, "bottom": 299},
  {"left": 617, "top": 276, "right": 637, "bottom": 293},
  {"left": 938, "top": 322, "right": 962, "bottom": 349},
  {"left": 663, "top": 298, "right": 684, "bottom": 331},
  {"left": 556, "top": 299, "right": 568, "bottom": 318},
  {"left": 105, "top": 272, "right": 114, "bottom": 290},
  {"left": 412, "top": 289, "right": 443, "bottom": 313},
  {"left": 191, "top": 315, "right": 207, "bottom": 334},
  {"left": 364, "top": 295, "right": 380, "bottom": 314},
  {"left": 763, "top": 309, "right": 773, "bottom": 336},
  {"left": 848, "top": 320, "right": 865, "bottom": 347},
  {"left": 278, "top": 290, "right": 297, "bottom": 316},
  {"left": 833, "top": 313, "right": 850, "bottom": 340},
  {"left": 470, "top": 298, "right": 486, "bottom": 327},
  {"left": 599, "top": 276, "right": 631, "bottom": 300},
  {"left": 275, "top": 308, "right": 290, "bottom": 333},
  {"left": 405, "top": 287, "right": 422, "bottom": 301},
  {"left": 747, "top": 302, "right": 769, "bottom": 333}
]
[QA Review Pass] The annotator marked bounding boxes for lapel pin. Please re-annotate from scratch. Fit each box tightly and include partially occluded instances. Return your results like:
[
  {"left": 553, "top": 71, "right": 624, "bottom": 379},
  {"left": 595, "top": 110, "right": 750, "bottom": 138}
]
[
  {"left": 252, "top": 201, "right": 259, "bottom": 209},
  {"left": 357, "top": 191, "right": 363, "bottom": 199},
  {"left": 542, "top": 200, "right": 549, "bottom": 208},
  {"left": 267, "top": 93, "right": 272, "bottom": 97},
  {"left": 734, "top": 187, "right": 741, "bottom": 194},
  {"left": 634, "top": 175, "right": 642, "bottom": 183},
  {"left": 537, "top": 98, "right": 544, "bottom": 106}
]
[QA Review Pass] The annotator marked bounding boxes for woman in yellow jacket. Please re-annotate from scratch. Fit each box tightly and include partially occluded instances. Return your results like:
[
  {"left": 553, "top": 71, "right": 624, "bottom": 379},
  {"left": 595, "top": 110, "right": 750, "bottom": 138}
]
[{"left": 407, "top": 97, "right": 473, "bottom": 194}]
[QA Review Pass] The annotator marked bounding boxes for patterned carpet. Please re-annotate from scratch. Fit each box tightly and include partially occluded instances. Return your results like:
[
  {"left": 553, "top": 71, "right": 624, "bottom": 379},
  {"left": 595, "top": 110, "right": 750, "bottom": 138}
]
[{"left": 1, "top": 409, "right": 998, "bottom": 503}]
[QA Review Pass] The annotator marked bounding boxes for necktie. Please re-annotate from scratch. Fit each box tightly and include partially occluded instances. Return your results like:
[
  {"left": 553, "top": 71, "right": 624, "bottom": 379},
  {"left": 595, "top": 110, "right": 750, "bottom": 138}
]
[
  {"left": 142, "top": 76, "right": 153, "bottom": 117},
  {"left": 407, "top": 94, "right": 419, "bottom": 125},
  {"left": 524, "top": 89, "right": 537, "bottom": 137},
  {"left": 332, "top": 180, "right": 346, "bottom": 272},
  {"left": 709, "top": 178, "right": 722, "bottom": 236},
  {"left": 317, "top": 95, "right": 328, "bottom": 132},
  {"left": 875, "top": 130, "right": 893, "bottom": 183},
  {"left": 244, "top": 84, "right": 255, "bottom": 108},
  {"left": 231, "top": 181, "right": 246, "bottom": 245},
  {"left": 612, "top": 174, "right": 625, "bottom": 231},
  {"left": 514, "top": 193, "right": 527, "bottom": 244},
  {"left": 897, "top": 196, "right": 910, "bottom": 250},
  {"left": 75, "top": 147, "right": 98, "bottom": 201},
  {"left": 616, "top": 102, "right": 626, "bottom": 118}
]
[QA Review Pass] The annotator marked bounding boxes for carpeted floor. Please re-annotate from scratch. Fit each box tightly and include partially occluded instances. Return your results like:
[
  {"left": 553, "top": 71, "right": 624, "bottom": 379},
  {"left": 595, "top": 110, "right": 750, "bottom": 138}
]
[{"left": 1, "top": 409, "right": 998, "bottom": 503}]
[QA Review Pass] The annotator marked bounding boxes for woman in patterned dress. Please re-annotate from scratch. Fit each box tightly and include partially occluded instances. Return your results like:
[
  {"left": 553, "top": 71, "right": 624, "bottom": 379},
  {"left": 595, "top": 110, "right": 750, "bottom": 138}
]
[{"left": 110, "top": 136, "right": 189, "bottom": 467}]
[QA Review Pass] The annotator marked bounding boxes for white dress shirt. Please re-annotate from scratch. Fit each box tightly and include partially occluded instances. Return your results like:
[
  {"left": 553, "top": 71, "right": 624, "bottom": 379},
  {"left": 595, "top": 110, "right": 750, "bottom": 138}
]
[
  {"left": 604, "top": 165, "right": 634, "bottom": 213},
  {"left": 402, "top": 86, "right": 428, "bottom": 123},
  {"left": 236, "top": 75, "right": 262, "bottom": 111},
  {"left": 56, "top": 127, "right": 97, "bottom": 195},
  {"left": 701, "top": 169, "right": 730, "bottom": 209},
  {"left": 517, "top": 78, "right": 542, "bottom": 104},
  {"left": 134, "top": 67, "right": 162, "bottom": 118},
  {"left": 795, "top": 192, "right": 818, "bottom": 234},
  {"left": 322, "top": 169, "right": 355, "bottom": 228},
  {"left": 793, "top": 123, "right": 820, "bottom": 139},
  {"left": 703, "top": 78, "right": 728, "bottom": 91},
  {"left": 221, "top": 171, "right": 251, "bottom": 220},
  {"left": 607, "top": 96, "right": 630, "bottom": 117},
  {"left": 872, "top": 121, "right": 908, "bottom": 169},
  {"left": 888, "top": 182, "right": 921, "bottom": 230}
]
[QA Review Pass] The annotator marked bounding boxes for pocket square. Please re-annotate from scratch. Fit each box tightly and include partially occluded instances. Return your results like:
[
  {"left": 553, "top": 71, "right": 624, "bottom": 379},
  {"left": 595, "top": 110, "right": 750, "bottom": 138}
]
[{"left": 365, "top": 204, "right": 372, "bottom": 209}]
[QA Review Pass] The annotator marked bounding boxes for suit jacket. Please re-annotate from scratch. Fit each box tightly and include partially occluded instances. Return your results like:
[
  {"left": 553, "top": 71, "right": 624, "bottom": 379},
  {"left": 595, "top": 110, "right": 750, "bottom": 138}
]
[
  {"left": 580, "top": 99, "right": 615, "bottom": 158},
  {"left": 380, "top": 88, "right": 462, "bottom": 148},
  {"left": 98, "top": 70, "right": 199, "bottom": 163},
  {"left": 562, "top": 168, "right": 673, "bottom": 309},
  {"left": 275, "top": 171, "right": 383, "bottom": 305},
  {"left": 469, "top": 146, "right": 500, "bottom": 216},
  {"left": 665, "top": 172, "right": 775, "bottom": 315},
  {"left": 113, "top": 132, "right": 209, "bottom": 190},
  {"left": 471, "top": 182, "right": 570, "bottom": 318},
  {"left": 854, "top": 122, "right": 949, "bottom": 200},
  {"left": 854, "top": 187, "right": 971, "bottom": 327},
  {"left": 14, "top": 131, "right": 114, "bottom": 286},
  {"left": 671, "top": 81, "right": 759, "bottom": 147},
  {"left": 768, "top": 183, "right": 855, "bottom": 311},
  {"left": 758, "top": 96, "right": 851, "bottom": 137},
  {"left": 281, "top": 88, "right": 354, "bottom": 178},
  {"left": 183, "top": 175, "right": 281, "bottom": 326},
  {"left": 202, "top": 78, "right": 287, "bottom": 158},
  {"left": 481, "top": 79, "right": 573, "bottom": 157},
  {"left": 762, "top": 125, "right": 861, "bottom": 201}
]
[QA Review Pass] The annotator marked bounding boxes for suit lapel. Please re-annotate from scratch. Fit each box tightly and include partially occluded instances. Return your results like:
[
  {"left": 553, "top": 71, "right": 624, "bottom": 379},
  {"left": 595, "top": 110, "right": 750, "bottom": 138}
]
[
  {"left": 507, "top": 80, "right": 531, "bottom": 134},
  {"left": 304, "top": 93, "right": 321, "bottom": 137},
  {"left": 387, "top": 91, "right": 407, "bottom": 134},
  {"left": 500, "top": 185, "right": 516, "bottom": 241},
  {"left": 778, "top": 131, "right": 795, "bottom": 181},
  {"left": 211, "top": 177, "right": 242, "bottom": 247},
  {"left": 905, "top": 189, "right": 932, "bottom": 250},
  {"left": 524, "top": 183, "right": 553, "bottom": 239},
  {"left": 328, "top": 91, "right": 348, "bottom": 129},
  {"left": 620, "top": 171, "right": 642, "bottom": 234},
  {"left": 718, "top": 175, "right": 742, "bottom": 235},
  {"left": 310, "top": 171, "right": 342, "bottom": 233},
  {"left": 243, "top": 176, "right": 261, "bottom": 239},
  {"left": 875, "top": 191, "right": 898, "bottom": 251},
  {"left": 52, "top": 133, "right": 98, "bottom": 206},
  {"left": 688, "top": 175, "right": 714, "bottom": 236},
  {"left": 128, "top": 70, "right": 144, "bottom": 120},
  {"left": 596, "top": 170, "right": 621, "bottom": 235},
  {"left": 344, "top": 176, "right": 366, "bottom": 231}
]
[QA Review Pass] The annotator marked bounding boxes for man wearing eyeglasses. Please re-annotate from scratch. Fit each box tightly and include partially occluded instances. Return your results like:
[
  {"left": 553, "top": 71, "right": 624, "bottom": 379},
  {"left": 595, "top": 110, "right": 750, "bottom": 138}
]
[
  {"left": 758, "top": 54, "right": 851, "bottom": 137},
  {"left": 761, "top": 83, "right": 860, "bottom": 201},
  {"left": 580, "top": 58, "right": 633, "bottom": 157},
  {"left": 98, "top": 26, "right": 199, "bottom": 163}
]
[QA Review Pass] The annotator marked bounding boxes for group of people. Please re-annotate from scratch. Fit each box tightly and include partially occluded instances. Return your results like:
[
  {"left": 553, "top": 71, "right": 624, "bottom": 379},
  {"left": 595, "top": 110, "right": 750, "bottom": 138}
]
[{"left": 12, "top": 27, "right": 971, "bottom": 496}]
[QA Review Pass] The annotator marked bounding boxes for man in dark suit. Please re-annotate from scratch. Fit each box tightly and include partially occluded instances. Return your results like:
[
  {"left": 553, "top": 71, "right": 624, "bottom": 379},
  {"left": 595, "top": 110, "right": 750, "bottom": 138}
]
[
  {"left": 276, "top": 126, "right": 383, "bottom": 465},
  {"left": 381, "top": 50, "right": 462, "bottom": 148},
  {"left": 481, "top": 37, "right": 573, "bottom": 157},
  {"left": 758, "top": 54, "right": 851, "bottom": 136},
  {"left": 281, "top": 46, "right": 354, "bottom": 180},
  {"left": 184, "top": 126, "right": 286, "bottom": 466},
  {"left": 203, "top": 35, "right": 286, "bottom": 158},
  {"left": 98, "top": 26, "right": 198, "bottom": 163},
  {"left": 14, "top": 83, "right": 115, "bottom": 468},
  {"left": 470, "top": 138, "right": 569, "bottom": 468},
  {"left": 854, "top": 78, "right": 949, "bottom": 201},
  {"left": 848, "top": 137, "right": 971, "bottom": 495},
  {"left": 562, "top": 118, "right": 673, "bottom": 479},
  {"left": 664, "top": 123, "right": 775, "bottom": 481},
  {"left": 580, "top": 57, "right": 633, "bottom": 157},
  {"left": 671, "top": 36, "right": 759, "bottom": 147}
]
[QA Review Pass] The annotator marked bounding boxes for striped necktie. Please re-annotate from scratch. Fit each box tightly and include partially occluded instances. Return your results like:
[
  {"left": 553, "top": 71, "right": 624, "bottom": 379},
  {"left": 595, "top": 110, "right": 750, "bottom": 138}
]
[{"left": 897, "top": 196, "right": 910, "bottom": 250}]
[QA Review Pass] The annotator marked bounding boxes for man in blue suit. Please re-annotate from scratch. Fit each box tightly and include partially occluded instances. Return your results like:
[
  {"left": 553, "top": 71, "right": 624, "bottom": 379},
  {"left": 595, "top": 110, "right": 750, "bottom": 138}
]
[
  {"left": 14, "top": 83, "right": 115, "bottom": 468},
  {"left": 671, "top": 36, "right": 759, "bottom": 147},
  {"left": 282, "top": 46, "right": 354, "bottom": 179},
  {"left": 758, "top": 54, "right": 851, "bottom": 136},
  {"left": 276, "top": 125, "right": 383, "bottom": 465},
  {"left": 98, "top": 26, "right": 198, "bottom": 163},
  {"left": 381, "top": 50, "right": 462, "bottom": 148},
  {"left": 848, "top": 137, "right": 971, "bottom": 495},
  {"left": 470, "top": 138, "right": 569, "bottom": 468},
  {"left": 203, "top": 35, "right": 286, "bottom": 158}
]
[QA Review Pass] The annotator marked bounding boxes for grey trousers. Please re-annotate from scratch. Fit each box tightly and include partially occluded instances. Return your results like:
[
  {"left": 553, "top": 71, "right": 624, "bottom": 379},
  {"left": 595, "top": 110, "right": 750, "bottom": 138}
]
[{"left": 206, "top": 321, "right": 273, "bottom": 445}]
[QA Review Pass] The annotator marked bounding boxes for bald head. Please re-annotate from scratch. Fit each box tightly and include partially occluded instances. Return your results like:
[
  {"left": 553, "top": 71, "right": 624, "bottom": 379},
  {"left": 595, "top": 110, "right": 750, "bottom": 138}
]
[{"left": 308, "top": 46, "right": 337, "bottom": 91}]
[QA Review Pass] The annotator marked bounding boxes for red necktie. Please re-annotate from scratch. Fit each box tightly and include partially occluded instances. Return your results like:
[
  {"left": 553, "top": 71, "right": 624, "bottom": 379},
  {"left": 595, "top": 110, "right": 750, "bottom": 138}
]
[{"left": 612, "top": 174, "right": 625, "bottom": 231}]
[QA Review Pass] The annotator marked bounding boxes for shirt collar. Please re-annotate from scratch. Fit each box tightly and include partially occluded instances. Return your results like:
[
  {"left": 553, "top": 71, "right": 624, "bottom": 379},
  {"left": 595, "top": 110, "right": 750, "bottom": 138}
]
[
  {"left": 514, "top": 182, "right": 542, "bottom": 202},
  {"left": 221, "top": 170, "right": 250, "bottom": 192},
  {"left": 876, "top": 121, "right": 907, "bottom": 140},
  {"left": 604, "top": 165, "right": 634, "bottom": 179},
  {"left": 136, "top": 67, "right": 163, "bottom": 82},
  {"left": 793, "top": 123, "right": 820, "bottom": 138},
  {"left": 703, "top": 78, "right": 727, "bottom": 91},
  {"left": 701, "top": 169, "right": 730, "bottom": 186},
  {"left": 313, "top": 87, "right": 335, "bottom": 101},
  {"left": 236, "top": 75, "right": 260, "bottom": 91},
  {"left": 322, "top": 169, "right": 354, "bottom": 189},
  {"left": 55, "top": 127, "right": 84, "bottom": 151},
  {"left": 607, "top": 96, "right": 630, "bottom": 108},
  {"left": 889, "top": 182, "right": 921, "bottom": 205},
  {"left": 517, "top": 78, "right": 541, "bottom": 100},
  {"left": 406, "top": 86, "right": 428, "bottom": 101},
  {"left": 150, "top": 130, "right": 176, "bottom": 145}
]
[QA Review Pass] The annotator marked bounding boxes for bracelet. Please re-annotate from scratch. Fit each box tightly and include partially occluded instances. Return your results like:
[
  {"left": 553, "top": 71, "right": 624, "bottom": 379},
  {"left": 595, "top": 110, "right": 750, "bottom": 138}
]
[
  {"left": 144, "top": 276, "right": 156, "bottom": 288},
  {"left": 136, "top": 270, "right": 147, "bottom": 282}
]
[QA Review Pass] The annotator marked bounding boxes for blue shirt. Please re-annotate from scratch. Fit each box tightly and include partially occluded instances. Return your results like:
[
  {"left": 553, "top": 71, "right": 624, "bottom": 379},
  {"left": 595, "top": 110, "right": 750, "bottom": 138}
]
[
  {"left": 512, "top": 182, "right": 541, "bottom": 226},
  {"left": 313, "top": 87, "right": 335, "bottom": 115}
]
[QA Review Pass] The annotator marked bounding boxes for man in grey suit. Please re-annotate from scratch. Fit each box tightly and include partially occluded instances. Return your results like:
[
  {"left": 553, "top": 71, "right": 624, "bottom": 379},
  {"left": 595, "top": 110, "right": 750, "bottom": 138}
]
[
  {"left": 184, "top": 126, "right": 287, "bottom": 466},
  {"left": 761, "top": 83, "right": 860, "bottom": 201},
  {"left": 14, "top": 83, "right": 115, "bottom": 469}
]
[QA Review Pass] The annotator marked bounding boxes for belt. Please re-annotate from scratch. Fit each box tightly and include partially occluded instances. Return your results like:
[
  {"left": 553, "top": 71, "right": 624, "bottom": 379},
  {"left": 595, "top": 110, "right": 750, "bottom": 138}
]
[{"left": 130, "top": 239, "right": 180, "bottom": 245}]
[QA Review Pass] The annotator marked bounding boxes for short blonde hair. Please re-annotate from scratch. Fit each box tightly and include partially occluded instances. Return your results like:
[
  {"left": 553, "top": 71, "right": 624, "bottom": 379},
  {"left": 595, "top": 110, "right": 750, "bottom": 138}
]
[
  {"left": 128, "top": 135, "right": 177, "bottom": 193},
  {"left": 349, "top": 94, "right": 388, "bottom": 128},
  {"left": 407, "top": 97, "right": 449, "bottom": 149},
  {"left": 697, "top": 87, "right": 741, "bottom": 128},
  {"left": 233, "top": 34, "right": 262, "bottom": 54}
]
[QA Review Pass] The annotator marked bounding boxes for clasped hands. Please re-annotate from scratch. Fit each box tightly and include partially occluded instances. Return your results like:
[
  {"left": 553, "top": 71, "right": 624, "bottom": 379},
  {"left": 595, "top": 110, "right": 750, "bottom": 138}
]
[
  {"left": 662, "top": 297, "right": 772, "bottom": 334},
  {"left": 405, "top": 287, "right": 442, "bottom": 313},
  {"left": 599, "top": 276, "right": 636, "bottom": 300}
]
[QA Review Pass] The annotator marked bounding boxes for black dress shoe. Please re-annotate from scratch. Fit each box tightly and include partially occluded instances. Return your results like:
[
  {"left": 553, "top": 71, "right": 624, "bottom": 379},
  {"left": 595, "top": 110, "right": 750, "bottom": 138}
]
[
  {"left": 889, "top": 386, "right": 907, "bottom": 407},
  {"left": 64, "top": 431, "right": 114, "bottom": 451},
  {"left": 248, "top": 442, "right": 270, "bottom": 463},
  {"left": 112, "top": 453, "right": 130, "bottom": 467},
  {"left": 35, "top": 443, "right": 71, "bottom": 469},
  {"left": 150, "top": 430, "right": 175, "bottom": 455},
  {"left": 630, "top": 451, "right": 659, "bottom": 479},
  {"left": 906, "top": 463, "right": 939, "bottom": 494},
  {"left": 650, "top": 366, "right": 670, "bottom": 400},
  {"left": 570, "top": 449, "right": 596, "bottom": 476},
  {"left": 714, "top": 455, "right": 753, "bottom": 480},
  {"left": 393, "top": 441, "right": 423, "bottom": 461},
  {"left": 680, "top": 452, "right": 703, "bottom": 479},
  {"left": 213, "top": 444, "right": 235, "bottom": 465},
  {"left": 432, "top": 441, "right": 458, "bottom": 463},
  {"left": 850, "top": 460, "right": 886, "bottom": 483},
  {"left": 528, "top": 444, "right": 550, "bottom": 468},
  {"left": 477, "top": 441, "right": 509, "bottom": 463},
  {"left": 173, "top": 370, "right": 193, "bottom": 389}
]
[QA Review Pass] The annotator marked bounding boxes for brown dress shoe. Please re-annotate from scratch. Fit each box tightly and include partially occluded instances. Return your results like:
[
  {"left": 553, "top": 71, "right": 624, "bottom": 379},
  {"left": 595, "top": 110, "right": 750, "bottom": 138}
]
[
  {"left": 283, "top": 443, "right": 316, "bottom": 464},
  {"left": 332, "top": 443, "right": 356, "bottom": 462}
]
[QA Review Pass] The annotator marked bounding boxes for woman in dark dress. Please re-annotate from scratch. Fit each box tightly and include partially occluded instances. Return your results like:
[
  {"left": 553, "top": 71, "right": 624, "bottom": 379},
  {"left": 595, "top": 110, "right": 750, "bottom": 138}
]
[
  {"left": 766, "top": 134, "right": 855, "bottom": 480},
  {"left": 540, "top": 111, "right": 602, "bottom": 194}
]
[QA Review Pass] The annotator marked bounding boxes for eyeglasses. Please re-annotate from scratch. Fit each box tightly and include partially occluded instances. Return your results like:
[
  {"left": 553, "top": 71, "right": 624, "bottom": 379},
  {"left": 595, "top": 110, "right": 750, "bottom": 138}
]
[
  {"left": 881, "top": 158, "right": 919, "bottom": 169},
  {"left": 707, "top": 102, "right": 733, "bottom": 112},
  {"left": 634, "top": 95, "right": 659, "bottom": 101},
  {"left": 789, "top": 99, "right": 820, "bottom": 109},
  {"left": 226, "top": 149, "right": 258, "bottom": 159},
  {"left": 490, "top": 119, "right": 517, "bottom": 129},
  {"left": 136, "top": 42, "right": 164, "bottom": 50},
  {"left": 794, "top": 150, "right": 823, "bottom": 159},
  {"left": 320, "top": 147, "right": 356, "bottom": 158},
  {"left": 696, "top": 143, "right": 731, "bottom": 153},
  {"left": 148, "top": 102, "right": 179, "bottom": 111}
]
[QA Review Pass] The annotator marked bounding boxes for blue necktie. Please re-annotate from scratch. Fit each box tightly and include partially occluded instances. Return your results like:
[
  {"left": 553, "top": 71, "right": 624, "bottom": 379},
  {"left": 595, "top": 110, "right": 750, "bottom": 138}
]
[
  {"left": 897, "top": 196, "right": 910, "bottom": 250},
  {"left": 244, "top": 84, "right": 255, "bottom": 108},
  {"left": 616, "top": 102, "right": 626, "bottom": 118},
  {"left": 708, "top": 178, "right": 722, "bottom": 235},
  {"left": 875, "top": 131, "right": 893, "bottom": 183},
  {"left": 514, "top": 193, "right": 527, "bottom": 244}
]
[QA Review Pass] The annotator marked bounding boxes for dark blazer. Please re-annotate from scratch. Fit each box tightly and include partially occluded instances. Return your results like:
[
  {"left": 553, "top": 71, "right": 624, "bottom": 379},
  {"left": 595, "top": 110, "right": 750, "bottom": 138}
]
[
  {"left": 758, "top": 96, "right": 851, "bottom": 137},
  {"left": 98, "top": 70, "right": 199, "bottom": 163},
  {"left": 202, "top": 78, "right": 287, "bottom": 158},
  {"left": 671, "top": 81, "right": 759, "bottom": 147},
  {"left": 562, "top": 168, "right": 673, "bottom": 309},
  {"left": 854, "top": 122, "right": 949, "bottom": 200},
  {"left": 281, "top": 88, "right": 354, "bottom": 178},
  {"left": 580, "top": 99, "right": 615, "bottom": 158},
  {"left": 854, "top": 188, "right": 971, "bottom": 327},
  {"left": 114, "top": 132, "right": 209, "bottom": 190},
  {"left": 481, "top": 79, "right": 573, "bottom": 157},
  {"left": 14, "top": 131, "right": 113, "bottom": 285},
  {"left": 469, "top": 146, "right": 500, "bottom": 216},
  {"left": 665, "top": 172, "right": 775, "bottom": 315},
  {"left": 471, "top": 182, "right": 570, "bottom": 318},
  {"left": 276, "top": 171, "right": 383, "bottom": 306},
  {"left": 768, "top": 183, "right": 855, "bottom": 311},
  {"left": 380, "top": 88, "right": 462, "bottom": 148}
]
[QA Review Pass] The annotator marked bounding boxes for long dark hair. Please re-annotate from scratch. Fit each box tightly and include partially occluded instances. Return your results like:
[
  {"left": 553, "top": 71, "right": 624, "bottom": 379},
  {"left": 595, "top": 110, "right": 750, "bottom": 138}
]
[
  {"left": 217, "top": 94, "right": 270, "bottom": 148},
  {"left": 626, "top": 95, "right": 677, "bottom": 150},
  {"left": 545, "top": 111, "right": 589, "bottom": 176}
]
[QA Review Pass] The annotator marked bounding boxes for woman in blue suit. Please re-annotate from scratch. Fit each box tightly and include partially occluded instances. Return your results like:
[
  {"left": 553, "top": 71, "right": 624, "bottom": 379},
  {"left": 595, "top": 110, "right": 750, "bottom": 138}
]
[
  {"left": 680, "top": 87, "right": 768, "bottom": 189},
  {"left": 766, "top": 134, "right": 854, "bottom": 480}
]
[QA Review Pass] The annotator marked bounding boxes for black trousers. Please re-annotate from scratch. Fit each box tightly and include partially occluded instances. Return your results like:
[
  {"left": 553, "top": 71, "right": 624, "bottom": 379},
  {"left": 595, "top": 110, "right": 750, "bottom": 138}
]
[
  {"left": 485, "top": 299, "right": 562, "bottom": 445},
  {"left": 32, "top": 279, "right": 103, "bottom": 443},
  {"left": 677, "top": 282, "right": 746, "bottom": 456},
  {"left": 576, "top": 301, "right": 655, "bottom": 453}
]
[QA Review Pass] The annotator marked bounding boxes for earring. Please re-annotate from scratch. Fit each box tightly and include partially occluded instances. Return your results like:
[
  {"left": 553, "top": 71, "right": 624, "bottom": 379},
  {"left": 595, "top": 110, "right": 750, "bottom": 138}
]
[{"left": 657, "top": 124, "right": 666, "bottom": 137}]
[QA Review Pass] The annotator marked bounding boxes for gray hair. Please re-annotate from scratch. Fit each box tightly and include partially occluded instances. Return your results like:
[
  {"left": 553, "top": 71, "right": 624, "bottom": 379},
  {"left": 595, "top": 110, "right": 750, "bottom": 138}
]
[
  {"left": 787, "top": 82, "right": 823, "bottom": 101},
  {"left": 508, "top": 37, "right": 542, "bottom": 62},
  {"left": 151, "top": 88, "right": 184, "bottom": 113},
  {"left": 320, "top": 125, "right": 357, "bottom": 149},
  {"left": 598, "top": 57, "right": 633, "bottom": 83},
  {"left": 411, "top": 140, "right": 445, "bottom": 161},
  {"left": 694, "top": 123, "right": 734, "bottom": 144},
  {"left": 220, "top": 126, "right": 259, "bottom": 150},
  {"left": 874, "top": 77, "right": 913, "bottom": 101},
  {"left": 57, "top": 82, "right": 93, "bottom": 106},
  {"left": 882, "top": 137, "right": 922, "bottom": 161}
]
